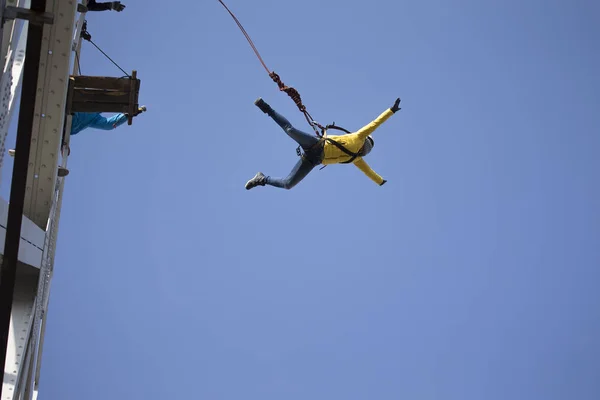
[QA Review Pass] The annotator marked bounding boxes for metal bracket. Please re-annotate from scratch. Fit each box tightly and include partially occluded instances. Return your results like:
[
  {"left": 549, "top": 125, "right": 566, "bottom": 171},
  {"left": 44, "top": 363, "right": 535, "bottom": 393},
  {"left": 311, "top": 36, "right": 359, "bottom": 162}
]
[{"left": 2, "top": 6, "right": 54, "bottom": 25}]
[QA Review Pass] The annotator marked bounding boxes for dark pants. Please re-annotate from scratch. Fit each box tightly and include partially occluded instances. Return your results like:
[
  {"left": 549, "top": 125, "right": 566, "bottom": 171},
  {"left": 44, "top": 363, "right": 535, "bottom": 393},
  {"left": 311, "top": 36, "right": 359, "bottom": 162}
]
[
  {"left": 87, "top": 0, "right": 112, "bottom": 11},
  {"left": 264, "top": 107, "right": 322, "bottom": 189}
]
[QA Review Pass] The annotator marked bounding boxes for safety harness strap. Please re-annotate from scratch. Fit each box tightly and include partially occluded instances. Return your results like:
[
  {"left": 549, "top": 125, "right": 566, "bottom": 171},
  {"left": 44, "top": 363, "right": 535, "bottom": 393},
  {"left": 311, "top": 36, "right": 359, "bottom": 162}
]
[
  {"left": 324, "top": 138, "right": 360, "bottom": 164},
  {"left": 324, "top": 124, "right": 351, "bottom": 134}
]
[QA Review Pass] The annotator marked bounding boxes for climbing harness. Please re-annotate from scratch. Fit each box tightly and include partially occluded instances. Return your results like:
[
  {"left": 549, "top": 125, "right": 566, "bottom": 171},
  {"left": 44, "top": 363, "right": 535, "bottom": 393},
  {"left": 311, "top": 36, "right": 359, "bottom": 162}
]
[
  {"left": 305, "top": 122, "right": 360, "bottom": 167},
  {"left": 80, "top": 21, "right": 131, "bottom": 78},
  {"left": 324, "top": 138, "right": 361, "bottom": 164},
  {"left": 299, "top": 132, "right": 367, "bottom": 171},
  {"left": 217, "top": 0, "right": 354, "bottom": 138}
]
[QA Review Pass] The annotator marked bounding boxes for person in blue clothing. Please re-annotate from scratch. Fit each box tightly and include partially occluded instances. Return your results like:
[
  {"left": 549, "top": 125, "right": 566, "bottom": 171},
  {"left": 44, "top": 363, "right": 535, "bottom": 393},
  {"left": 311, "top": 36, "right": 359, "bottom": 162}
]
[
  {"left": 60, "top": 108, "right": 146, "bottom": 173},
  {"left": 67, "top": 107, "right": 144, "bottom": 139},
  {"left": 70, "top": 111, "right": 132, "bottom": 136},
  {"left": 9, "top": 107, "right": 146, "bottom": 176}
]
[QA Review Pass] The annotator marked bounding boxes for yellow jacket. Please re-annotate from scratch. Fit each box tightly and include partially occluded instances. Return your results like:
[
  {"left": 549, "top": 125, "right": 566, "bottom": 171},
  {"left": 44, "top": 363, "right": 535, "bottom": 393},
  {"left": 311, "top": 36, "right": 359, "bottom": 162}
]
[{"left": 321, "top": 108, "right": 394, "bottom": 185}]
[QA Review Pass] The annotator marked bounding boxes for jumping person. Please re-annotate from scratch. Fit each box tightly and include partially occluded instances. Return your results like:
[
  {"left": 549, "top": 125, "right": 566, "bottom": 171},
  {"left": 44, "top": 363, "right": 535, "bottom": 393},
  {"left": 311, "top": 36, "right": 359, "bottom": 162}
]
[{"left": 245, "top": 97, "right": 401, "bottom": 190}]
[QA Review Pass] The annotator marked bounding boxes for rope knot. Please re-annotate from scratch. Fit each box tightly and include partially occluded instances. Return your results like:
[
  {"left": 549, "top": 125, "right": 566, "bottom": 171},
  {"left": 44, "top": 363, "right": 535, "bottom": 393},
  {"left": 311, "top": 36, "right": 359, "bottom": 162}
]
[
  {"left": 269, "top": 72, "right": 285, "bottom": 90},
  {"left": 269, "top": 71, "right": 306, "bottom": 112}
]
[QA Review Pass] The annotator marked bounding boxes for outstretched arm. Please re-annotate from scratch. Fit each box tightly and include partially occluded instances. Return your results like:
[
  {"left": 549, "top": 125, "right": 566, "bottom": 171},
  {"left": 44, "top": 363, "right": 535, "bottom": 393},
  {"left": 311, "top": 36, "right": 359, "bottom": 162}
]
[
  {"left": 355, "top": 98, "right": 401, "bottom": 140},
  {"left": 354, "top": 158, "right": 386, "bottom": 186},
  {"left": 89, "top": 113, "right": 128, "bottom": 130}
]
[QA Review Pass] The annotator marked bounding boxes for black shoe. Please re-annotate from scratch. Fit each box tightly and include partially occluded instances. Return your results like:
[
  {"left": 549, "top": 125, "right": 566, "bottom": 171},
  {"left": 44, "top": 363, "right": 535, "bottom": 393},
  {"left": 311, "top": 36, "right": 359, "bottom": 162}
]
[
  {"left": 58, "top": 167, "right": 69, "bottom": 177},
  {"left": 245, "top": 172, "right": 266, "bottom": 190},
  {"left": 254, "top": 98, "right": 272, "bottom": 114}
]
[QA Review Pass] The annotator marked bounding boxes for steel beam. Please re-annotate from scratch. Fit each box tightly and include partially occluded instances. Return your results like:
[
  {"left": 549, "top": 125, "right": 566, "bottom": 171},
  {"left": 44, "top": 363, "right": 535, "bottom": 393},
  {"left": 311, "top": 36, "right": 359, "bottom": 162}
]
[
  {"left": 0, "top": 265, "right": 37, "bottom": 400},
  {"left": 24, "top": 0, "right": 77, "bottom": 228},
  {"left": 2, "top": 6, "right": 53, "bottom": 25},
  {"left": 0, "top": 0, "right": 29, "bottom": 182},
  {"left": 0, "top": 198, "right": 44, "bottom": 269},
  {"left": 2, "top": 1, "right": 80, "bottom": 399},
  {"left": 0, "top": 1, "right": 46, "bottom": 399},
  {"left": 30, "top": 13, "right": 83, "bottom": 392}
]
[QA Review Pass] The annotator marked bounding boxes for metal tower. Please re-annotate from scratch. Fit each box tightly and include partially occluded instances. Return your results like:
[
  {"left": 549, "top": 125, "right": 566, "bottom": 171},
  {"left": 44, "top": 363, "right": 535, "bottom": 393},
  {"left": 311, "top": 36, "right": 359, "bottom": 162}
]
[{"left": 0, "top": 0, "right": 84, "bottom": 398}]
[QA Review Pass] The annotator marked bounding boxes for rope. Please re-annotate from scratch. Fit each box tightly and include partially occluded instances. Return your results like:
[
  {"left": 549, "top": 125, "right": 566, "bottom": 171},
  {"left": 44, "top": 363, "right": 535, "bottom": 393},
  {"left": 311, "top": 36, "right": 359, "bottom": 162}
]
[
  {"left": 86, "top": 38, "right": 130, "bottom": 77},
  {"left": 216, "top": 0, "right": 270, "bottom": 75},
  {"left": 80, "top": 23, "right": 130, "bottom": 77},
  {"left": 268, "top": 72, "right": 324, "bottom": 134},
  {"left": 216, "top": 0, "right": 324, "bottom": 136}
]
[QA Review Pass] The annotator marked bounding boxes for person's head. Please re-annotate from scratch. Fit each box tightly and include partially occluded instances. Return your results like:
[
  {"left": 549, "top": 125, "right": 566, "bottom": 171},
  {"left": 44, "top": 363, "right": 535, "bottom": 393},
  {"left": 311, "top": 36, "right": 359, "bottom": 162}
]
[{"left": 360, "top": 136, "right": 375, "bottom": 156}]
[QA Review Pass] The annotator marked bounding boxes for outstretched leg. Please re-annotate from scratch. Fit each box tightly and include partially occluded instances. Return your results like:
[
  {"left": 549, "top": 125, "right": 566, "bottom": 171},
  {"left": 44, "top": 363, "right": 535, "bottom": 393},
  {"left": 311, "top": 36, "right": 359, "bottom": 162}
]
[
  {"left": 246, "top": 158, "right": 316, "bottom": 190},
  {"left": 255, "top": 98, "right": 319, "bottom": 149}
]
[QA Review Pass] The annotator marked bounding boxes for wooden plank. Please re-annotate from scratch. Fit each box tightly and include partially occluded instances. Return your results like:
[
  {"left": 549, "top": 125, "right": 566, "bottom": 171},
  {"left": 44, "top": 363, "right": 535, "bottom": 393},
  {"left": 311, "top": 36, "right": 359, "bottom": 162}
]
[
  {"left": 133, "top": 77, "right": 140, "bottom": 106},
  {"left": 70, "top": 75, "right": 133, "bottom": 91},
  {"left": 69, "top": 102, "right": 130, "bottom": 114},
  {"left": 72, "top": 89, "right": 130, "bottom": 104},
  {"left": 127, "top": 71, "right": 137, "bottom": 125}
]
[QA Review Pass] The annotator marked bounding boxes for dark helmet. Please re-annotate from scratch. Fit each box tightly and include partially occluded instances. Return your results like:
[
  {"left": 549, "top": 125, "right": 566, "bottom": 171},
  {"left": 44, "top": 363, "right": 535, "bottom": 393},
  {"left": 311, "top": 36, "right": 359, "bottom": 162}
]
[{"left": 361, "top": 136, "right": 375, "bottom": 156}]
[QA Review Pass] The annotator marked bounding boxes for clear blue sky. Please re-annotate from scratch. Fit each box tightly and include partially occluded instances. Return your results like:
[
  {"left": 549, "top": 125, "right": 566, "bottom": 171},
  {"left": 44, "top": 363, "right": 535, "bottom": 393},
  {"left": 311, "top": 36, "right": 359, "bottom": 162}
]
[{"left": 2, "top": 0, "right": 600, "bottom": 398}]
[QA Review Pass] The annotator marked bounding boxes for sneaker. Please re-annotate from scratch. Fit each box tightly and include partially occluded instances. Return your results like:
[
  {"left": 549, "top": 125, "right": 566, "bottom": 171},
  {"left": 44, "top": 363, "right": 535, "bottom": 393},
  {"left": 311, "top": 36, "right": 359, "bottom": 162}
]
[
  {"left": 245, "top": 172, "right": 266, "bottom": 190},
  {"left": 254, "top": 98, "right": 272, "bottom": 114},
  {"left": 8, "top": 149, "right": 15, "bottom": 157},
  {"left": 77, "top": 3, "right": 88, "bottom": 12}
]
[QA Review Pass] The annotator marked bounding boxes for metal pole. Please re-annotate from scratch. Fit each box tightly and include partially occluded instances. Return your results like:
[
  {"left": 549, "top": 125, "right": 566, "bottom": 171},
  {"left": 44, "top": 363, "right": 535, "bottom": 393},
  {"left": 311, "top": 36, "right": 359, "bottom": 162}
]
[{"left": 0, "top": 1, "right": 46, "bottom": 398}]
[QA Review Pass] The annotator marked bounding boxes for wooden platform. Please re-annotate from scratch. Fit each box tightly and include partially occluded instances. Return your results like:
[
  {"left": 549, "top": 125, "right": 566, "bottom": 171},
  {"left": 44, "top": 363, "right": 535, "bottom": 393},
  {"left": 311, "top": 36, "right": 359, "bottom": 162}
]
[{"left": 66, "top": 70, "right": 141, "bottom": 125}]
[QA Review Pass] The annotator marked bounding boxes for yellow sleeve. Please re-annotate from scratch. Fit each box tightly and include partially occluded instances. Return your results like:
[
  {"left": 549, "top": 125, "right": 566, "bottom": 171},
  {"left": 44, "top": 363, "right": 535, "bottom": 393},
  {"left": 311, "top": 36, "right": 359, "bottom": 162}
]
[
  {"left": 354, "top": 158, "right": 385, "bottom": 185},
  {"left": 355, "top": 108, "right": 394, "bottom": 140}
]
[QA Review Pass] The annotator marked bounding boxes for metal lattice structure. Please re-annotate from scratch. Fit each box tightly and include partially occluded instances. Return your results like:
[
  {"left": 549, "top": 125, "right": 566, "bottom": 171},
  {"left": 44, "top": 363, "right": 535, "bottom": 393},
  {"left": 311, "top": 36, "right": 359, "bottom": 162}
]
[{"left": 0, "top": 1, "right": 85, "bottom": 398}]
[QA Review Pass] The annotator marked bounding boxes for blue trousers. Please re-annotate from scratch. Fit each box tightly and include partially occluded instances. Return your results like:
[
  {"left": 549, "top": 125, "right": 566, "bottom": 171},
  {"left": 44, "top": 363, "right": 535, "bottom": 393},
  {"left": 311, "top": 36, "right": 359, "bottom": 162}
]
[{"left": 264, "top": 107, "right": 322, "bottom": 189}]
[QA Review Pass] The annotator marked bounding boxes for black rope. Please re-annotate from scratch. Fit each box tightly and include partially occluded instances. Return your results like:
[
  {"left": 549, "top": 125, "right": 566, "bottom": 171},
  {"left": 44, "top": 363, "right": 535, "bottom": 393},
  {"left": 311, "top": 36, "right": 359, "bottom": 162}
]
[{"left": 85, "top": 38, "right": 130, "bottom": 77}]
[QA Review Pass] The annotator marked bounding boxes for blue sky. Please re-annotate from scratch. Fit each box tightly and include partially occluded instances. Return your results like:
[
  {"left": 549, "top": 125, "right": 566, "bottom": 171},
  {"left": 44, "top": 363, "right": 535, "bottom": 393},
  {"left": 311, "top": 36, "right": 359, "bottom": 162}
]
[{"left": 2, "top": 0, "right": 600, "bottom": 398}]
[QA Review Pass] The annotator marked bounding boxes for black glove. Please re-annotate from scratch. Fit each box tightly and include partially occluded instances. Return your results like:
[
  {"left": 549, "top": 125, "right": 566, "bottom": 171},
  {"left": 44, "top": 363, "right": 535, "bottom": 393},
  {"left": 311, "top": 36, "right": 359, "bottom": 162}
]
[
  {"left": 380, "top": 179, "right": 387, "bottom": 186},
  {"left": 111, "top": 1, "right": 126, "bottom": 11},
  {"left": 391, "top": 98, "right": 401, "bottom": 113}
]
